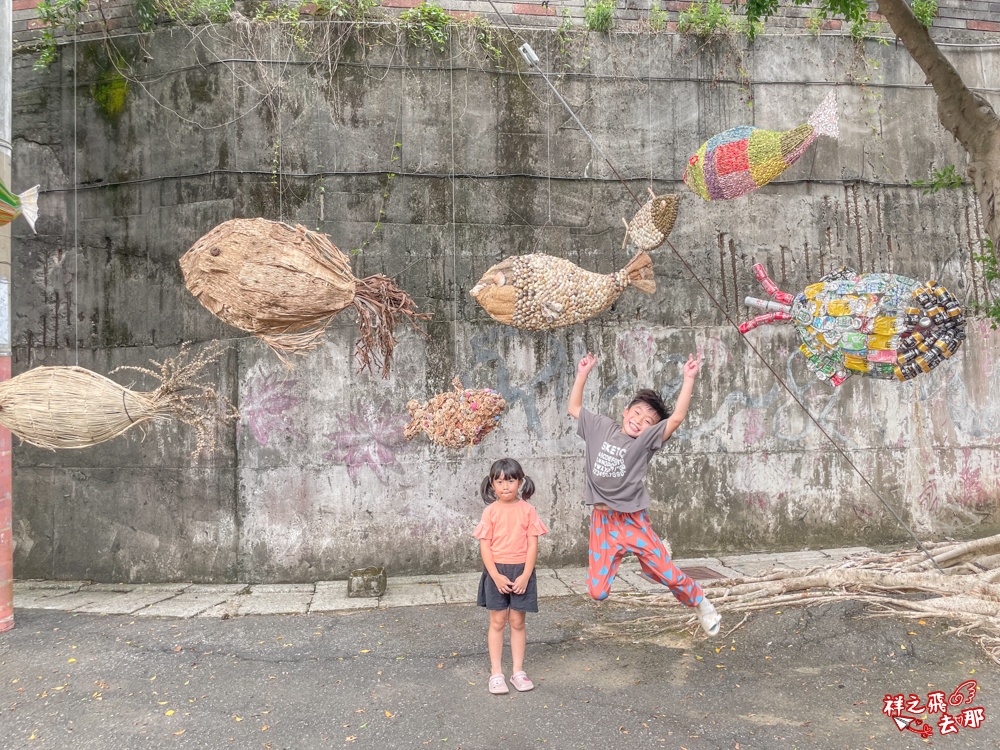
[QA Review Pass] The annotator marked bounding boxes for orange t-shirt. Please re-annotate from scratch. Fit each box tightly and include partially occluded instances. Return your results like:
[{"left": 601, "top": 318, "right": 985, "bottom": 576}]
[{"left": 472, "top": 499, "right": 549, "bottom": 564}]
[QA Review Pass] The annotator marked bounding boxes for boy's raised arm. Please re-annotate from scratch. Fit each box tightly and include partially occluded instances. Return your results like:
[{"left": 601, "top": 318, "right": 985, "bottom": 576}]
[
  {"left": 568, "top": 352, "right": 597, "bottom": 419},
  {"left": 661, "top": 352, "right": 702, "bottom": 442}
]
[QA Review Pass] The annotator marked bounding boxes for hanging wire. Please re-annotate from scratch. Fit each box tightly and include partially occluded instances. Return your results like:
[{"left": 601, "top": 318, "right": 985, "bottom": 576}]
[
  {"left": 73, "top": 35, "right": 79, "bottom": 365},
  {"left": 483, "top": 0, "right": 642, "bottom": 206},
  {"left": 449, "top": 31, "right": 460, "bottom": 359},
  {"left": 481, "top": 0, "right": 942, "bottom": 572}
]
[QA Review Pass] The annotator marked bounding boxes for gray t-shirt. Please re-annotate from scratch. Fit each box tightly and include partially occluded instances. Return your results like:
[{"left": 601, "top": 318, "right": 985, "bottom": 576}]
[{"left": 576, "top": 407, "right": 667, "bottom": 512}]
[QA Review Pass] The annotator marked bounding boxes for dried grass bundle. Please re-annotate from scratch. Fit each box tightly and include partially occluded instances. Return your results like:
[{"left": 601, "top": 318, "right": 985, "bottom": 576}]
[
  {"left": 0, "top": 343, "right": 236, "bottom": 456},
  {"left": 180, "top": 219, "right": 429, "bottom": 377},
  {"left": 404, "top": 377, "right": 506, "bottom": 449}
]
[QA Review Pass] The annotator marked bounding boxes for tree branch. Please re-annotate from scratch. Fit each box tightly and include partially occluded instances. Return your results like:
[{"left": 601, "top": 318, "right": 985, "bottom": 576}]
[{"left": 876, "top": 0, "right": 1000, "bottom": 155}]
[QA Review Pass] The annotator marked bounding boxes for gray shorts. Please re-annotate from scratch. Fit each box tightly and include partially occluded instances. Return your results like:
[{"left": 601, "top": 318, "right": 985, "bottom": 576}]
[{"left": 477, "top": 563, "right": 539, "bottom": 612}]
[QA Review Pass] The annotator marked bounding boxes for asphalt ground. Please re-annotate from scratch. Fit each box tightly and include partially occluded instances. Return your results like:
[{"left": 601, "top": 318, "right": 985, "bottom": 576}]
[{"left": 1, "top": 596, "right": 997, "bottom": 749}]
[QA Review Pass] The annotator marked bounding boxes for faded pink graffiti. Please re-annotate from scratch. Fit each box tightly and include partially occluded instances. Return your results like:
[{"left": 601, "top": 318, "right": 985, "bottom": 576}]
[
  {"left": 616, "top": 328, "right": 656, "bottom": 364},
  {"left": 324, "top": 401, "right": 408, "bottom": 485},
  {"left": 957, "top": 449, "right": 992, "bottom": 507},
  {"left": 240, "top": 372, "right": 303, "bottom": 446}
]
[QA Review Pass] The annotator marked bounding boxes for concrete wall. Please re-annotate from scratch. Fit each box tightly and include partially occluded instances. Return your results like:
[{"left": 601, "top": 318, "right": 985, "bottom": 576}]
[{"left": 9, "top": 23, "right": 1000, "bottom": 581}]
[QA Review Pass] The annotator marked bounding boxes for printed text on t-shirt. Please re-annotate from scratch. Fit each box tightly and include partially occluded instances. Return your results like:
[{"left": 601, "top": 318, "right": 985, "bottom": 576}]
[{"left": 592, "top": 442, "right": 627, "bottom": 478}]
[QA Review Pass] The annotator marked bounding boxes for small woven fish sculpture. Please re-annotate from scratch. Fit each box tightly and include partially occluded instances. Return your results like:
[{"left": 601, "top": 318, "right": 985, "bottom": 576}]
[
  {"left": 404, "top": 377, "right": 506, "bottom": 449},
  {"left": 180, "top": 219, "right": 428, "bottom": 377},
  {"left": 625, "top": 190, "right": 680, "bottom": 251},
  {"left": 739, "top": 264, "right": 966, "bottom": 386},
  {"left": 0, "top": 179, "right": 39, "bottom": 232},
  {"left": 469, "top": 251, "right": 656, "bottom": 330},
  {"left": 683, "top": 91, "right": 839, "bottom": 201}
]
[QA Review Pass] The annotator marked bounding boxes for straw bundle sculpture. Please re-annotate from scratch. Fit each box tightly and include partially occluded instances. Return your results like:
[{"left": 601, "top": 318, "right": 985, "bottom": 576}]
[
  {"left": 0, "top": 343, "right": 236, "bottom": 456},
  {"left": 180, "top": 219, "right": 429, "bottom": 377}
]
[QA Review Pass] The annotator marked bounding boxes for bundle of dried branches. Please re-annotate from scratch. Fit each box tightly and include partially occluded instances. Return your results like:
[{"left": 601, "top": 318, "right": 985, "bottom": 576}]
[
  {"left": 0, "top": 342, "right": 237, "bottom": 457},
  {"left": 605, "top": 534, "right": 1000, "bottom": 663}
]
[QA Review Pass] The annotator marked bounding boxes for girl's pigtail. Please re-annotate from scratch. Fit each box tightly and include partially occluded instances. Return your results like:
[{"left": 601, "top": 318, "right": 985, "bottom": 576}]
[
  {"left": 519, "top": 475, "right": 536, "bottom": 500},
  {"left": 480, "top": 475, "right": 497, "bottom": 504}
]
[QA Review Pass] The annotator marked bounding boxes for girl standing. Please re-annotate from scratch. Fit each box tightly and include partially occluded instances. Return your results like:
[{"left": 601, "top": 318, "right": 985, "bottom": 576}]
[{"left": 474, "top": 458, "right": 549, "bottom": 695}]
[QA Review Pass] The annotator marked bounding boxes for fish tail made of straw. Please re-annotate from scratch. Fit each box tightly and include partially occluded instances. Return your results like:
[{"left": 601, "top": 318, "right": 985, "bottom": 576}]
[
  {"left": 352, "top": 274, "right": 431, "bottom": 379},
  {"left": 624, "top": 252, "right": 656, "bottom": 295},
  {"left": 113, "top": 341, "right": 238, "bottom": 456}
]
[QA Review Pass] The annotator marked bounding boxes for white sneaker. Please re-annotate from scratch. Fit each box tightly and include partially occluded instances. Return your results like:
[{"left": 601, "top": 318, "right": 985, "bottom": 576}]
[{"left": 696, "top": 598, "right": 721, "bottom": 637}]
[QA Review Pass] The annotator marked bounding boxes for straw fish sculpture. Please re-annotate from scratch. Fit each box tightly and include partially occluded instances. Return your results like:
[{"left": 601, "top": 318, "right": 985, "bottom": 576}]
[
  {"left": 625, "top": 190, "right": 680, "bottom": 251},
  {"left": 0, "top": 344, "right": 237, "bottom": 455},
  {"left": 0, "top": 179, "right": 39, "bottom": 232},
  {"left": 739, "top": 264, "right": 966, "bottom": 386},
  {"left": 469, "top": 251, "right": 656, "bottom": 330},
  {"left": 180, "top": 219, "right": 429, "bottom": 377},
  {"left": 404, "top": 378, "right": 506, "bottom": 450},
  {"left": 683, "top": 91, "right": 839, "bottom": 201}
]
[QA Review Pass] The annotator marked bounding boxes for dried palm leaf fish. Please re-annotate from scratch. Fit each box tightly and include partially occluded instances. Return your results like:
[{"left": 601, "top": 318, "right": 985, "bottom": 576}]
[
  {"left": 0, "top": 344, "right": 236, "bottom": 456},
  {"left": 740, "top": 264, "right": 966, "bottom": 386},
  {"left": 404, "top": 378, "right": 506, "bottom": 450},
  {"left": 180, "top": 219, "right": 429, "bottom": 377},
  {"left": 625, "top": 189, "right": 679, "bottom": 251},
  {"left": 469, "top": 251, "right": 656, "bottom": 330}
]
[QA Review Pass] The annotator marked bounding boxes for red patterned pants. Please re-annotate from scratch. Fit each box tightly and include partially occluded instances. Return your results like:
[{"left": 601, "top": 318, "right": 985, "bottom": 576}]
[{"left": 587, "top": 507, "right": 703, "bottom": 606}]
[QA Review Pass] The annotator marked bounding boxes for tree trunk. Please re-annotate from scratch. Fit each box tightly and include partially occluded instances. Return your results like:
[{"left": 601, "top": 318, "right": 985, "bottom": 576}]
[{"left": 877, "top": 0, "right": 1000, "bottom": 244}]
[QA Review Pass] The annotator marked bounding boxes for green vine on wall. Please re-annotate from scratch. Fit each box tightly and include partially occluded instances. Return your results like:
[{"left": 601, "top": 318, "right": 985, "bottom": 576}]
[
  {"left": 678, "top": 0, "right": 761, "bottom": 40},
  {"left": 34, "top": 0, "right": 86, "bottom": 70},
  {"left": 399, "top": 1, "right": 452, "bottom": 52},
  {"left": 583, "top": 0, "right": 615, "bottom": 33},
  {"left": 911, "top": 164, "right": 965, "bottom": 194},
  {"left": 973, "top": 238, "right": 1000, "bottom": 328},
  {"left": 31, "top": 0, "right": 513, "bottom": 71}
]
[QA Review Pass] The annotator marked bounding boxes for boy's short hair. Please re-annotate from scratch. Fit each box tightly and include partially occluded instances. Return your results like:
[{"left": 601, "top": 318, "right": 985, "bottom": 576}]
[{"left": 628, "top": 389, "right": 671, "bottom": 422}]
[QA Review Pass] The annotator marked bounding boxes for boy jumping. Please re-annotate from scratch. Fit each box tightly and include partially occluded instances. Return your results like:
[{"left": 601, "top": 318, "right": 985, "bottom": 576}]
[{"left": 567, "top": 351, "right": 721, "bottom": 637}]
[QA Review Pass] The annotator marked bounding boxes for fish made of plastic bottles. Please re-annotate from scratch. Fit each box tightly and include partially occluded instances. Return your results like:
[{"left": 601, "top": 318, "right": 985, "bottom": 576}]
[
  {"left": 683, "top": 91, "right": 839, "bottom": 201},
  {"left": 469, "top": 251, "right": 656, "bottom": 331},
  {"left": 738, "top": 265, "right": 966, "bottom": 386},
  {"left": 0, "top": 179, "right": 39, "bottom": 232}
]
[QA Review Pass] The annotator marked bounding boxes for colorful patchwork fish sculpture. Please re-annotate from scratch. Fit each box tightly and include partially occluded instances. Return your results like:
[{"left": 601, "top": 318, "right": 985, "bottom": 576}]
[
  {"left": 683, "top": 91, "right": 839, "bottom": 201},
  {"left": 739, "top": 264, "right": 966, "bottom": 386}
]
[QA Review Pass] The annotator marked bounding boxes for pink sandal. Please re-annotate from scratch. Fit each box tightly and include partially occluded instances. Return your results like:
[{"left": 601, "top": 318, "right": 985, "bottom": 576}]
[
  {"left": 488, "top": 674, "right": 509, "bottom": 695},
  {"left": 509, "top": 671, "right": 534, "bottom": 692}
]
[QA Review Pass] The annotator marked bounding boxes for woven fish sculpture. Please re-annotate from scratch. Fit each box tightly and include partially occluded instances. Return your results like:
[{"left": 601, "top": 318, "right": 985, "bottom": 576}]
[
  {"left": 625, "top": 190, "right": 680, "bottom": 251},
  {"left": 404, "top": 377, "right": 506, "bottom": 449},
  {"left": 683, "top": 91, "right": 839, "bottom": 201},
  {"left": 180, "top": 219, "right": 428, "bottom": 377},
  {"left": 0, "top": 179, "right": 39, "bottom": 232},
  {"left": 0, "top": 344, "right": 235, "bottom": 456},
  {"left": 469, "top": 251, "right": 655, "bottom": 330},
  {"left": 739, "top": 264, "right": 966, "bottom": 386}
]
